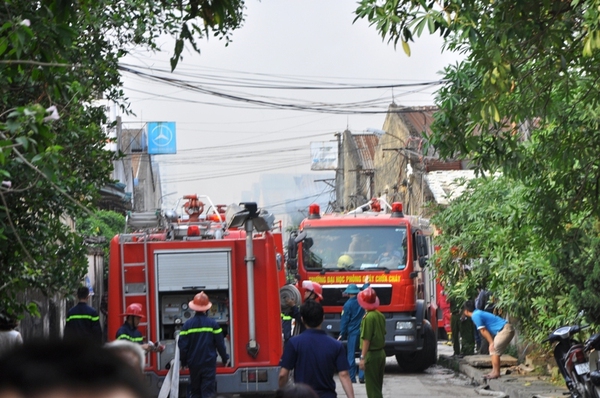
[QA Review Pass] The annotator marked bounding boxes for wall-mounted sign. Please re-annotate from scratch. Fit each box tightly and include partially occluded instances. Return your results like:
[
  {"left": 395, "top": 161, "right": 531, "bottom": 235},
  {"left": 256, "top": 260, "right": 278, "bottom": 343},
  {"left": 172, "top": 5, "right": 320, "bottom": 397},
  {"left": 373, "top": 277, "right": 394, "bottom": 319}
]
[
  {"left": 310, "top": 141, "right": 338, "bottom": 170},
  {"left": 147, "top": 122, "right": 177, "bottom": 154}
]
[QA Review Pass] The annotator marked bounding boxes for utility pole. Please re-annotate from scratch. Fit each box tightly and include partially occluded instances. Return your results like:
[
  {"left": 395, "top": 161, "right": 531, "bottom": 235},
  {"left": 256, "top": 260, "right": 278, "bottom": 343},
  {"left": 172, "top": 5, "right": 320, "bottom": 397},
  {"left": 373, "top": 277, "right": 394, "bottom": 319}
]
[{"left": 335, "top": 132, "right": 344, "bottom": 211}]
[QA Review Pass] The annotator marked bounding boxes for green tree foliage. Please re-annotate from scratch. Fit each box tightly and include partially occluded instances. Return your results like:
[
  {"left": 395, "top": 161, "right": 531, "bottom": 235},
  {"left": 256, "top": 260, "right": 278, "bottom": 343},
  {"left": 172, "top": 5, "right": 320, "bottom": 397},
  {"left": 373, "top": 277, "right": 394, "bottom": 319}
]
[
  {"left": 0, "top": 0, "right": 245, "bottom": 316},
  {"left": 432, "top": 177, "right": 578, "bottom": 341},
  {"left": 356, "top": 0, "right": 600, "bottom": 324},
  {"left": 77, "top": 210, "right": 125, "bottom": 257}
]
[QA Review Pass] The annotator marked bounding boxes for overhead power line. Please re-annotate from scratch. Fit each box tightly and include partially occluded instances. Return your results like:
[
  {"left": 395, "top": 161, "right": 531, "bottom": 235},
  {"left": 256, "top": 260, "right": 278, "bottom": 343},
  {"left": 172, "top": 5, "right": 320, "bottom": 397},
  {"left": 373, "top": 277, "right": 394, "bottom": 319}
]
[{"left": 119, "top": 64, "right": 441, "bottom": 115}]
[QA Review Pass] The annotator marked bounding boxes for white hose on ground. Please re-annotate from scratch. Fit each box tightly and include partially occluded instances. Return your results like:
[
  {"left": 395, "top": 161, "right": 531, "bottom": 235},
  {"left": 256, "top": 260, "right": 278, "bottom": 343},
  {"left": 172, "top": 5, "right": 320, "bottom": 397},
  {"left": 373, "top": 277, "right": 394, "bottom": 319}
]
[{"left": 474, "top": 387, "right": 508, "bottom": 397}]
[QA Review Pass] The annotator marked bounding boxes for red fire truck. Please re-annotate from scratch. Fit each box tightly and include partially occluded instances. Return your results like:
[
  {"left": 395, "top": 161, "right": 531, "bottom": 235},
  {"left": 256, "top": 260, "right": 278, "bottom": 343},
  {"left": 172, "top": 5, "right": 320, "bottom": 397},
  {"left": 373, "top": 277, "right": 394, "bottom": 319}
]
[
  {"left": 287, "top": 198, "right": 438, "bottom": 372},
  {"left": 108, "top": 195, "right": 286, "bottom": 396}
]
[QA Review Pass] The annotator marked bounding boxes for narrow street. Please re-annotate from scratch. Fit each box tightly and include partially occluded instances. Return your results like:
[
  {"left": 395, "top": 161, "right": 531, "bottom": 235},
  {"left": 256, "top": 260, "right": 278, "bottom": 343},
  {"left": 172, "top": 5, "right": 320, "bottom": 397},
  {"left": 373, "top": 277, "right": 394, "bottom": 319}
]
[{"left": 333, "top": 342, "right": 481, "bottom": 398}]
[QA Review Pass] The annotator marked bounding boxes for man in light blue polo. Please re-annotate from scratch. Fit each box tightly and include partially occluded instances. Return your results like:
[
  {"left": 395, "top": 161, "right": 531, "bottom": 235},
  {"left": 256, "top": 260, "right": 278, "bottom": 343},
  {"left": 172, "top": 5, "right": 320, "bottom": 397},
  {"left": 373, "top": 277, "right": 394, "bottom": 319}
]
[{"left": 462, "top": 300, "right": 514, "bottom": 379}]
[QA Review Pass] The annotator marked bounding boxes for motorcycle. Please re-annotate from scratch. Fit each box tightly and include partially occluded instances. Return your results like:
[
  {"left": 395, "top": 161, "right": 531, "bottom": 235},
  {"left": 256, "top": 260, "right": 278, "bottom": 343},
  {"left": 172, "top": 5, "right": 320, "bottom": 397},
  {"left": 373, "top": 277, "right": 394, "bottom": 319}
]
[
  {"left": 544, "top": 325, "right": 593, "bottom": 398},
  {"left": 584, "top": 332, "right": 600, "bottom": 398}
]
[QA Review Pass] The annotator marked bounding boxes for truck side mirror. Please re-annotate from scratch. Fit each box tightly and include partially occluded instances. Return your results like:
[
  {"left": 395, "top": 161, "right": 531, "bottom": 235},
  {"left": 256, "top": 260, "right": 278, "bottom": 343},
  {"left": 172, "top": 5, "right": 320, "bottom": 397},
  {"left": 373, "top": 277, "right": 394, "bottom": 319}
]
[
  {"left": 286, "top": 232, "right": 298, "bottom": 270},
  {"left": 304, "top": 237, "right": 313, "bottom": 250},
  {"left": 416, "top": 235, "right": 430, "bottom": 267}
]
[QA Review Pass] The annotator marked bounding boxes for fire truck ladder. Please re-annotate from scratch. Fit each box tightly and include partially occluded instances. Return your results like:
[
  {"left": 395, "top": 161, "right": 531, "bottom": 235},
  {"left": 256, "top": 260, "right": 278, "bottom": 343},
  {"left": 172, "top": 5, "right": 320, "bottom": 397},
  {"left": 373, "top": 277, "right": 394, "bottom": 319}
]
[{"left": 119, "top": 232, "right": 152, "bottom": 365}]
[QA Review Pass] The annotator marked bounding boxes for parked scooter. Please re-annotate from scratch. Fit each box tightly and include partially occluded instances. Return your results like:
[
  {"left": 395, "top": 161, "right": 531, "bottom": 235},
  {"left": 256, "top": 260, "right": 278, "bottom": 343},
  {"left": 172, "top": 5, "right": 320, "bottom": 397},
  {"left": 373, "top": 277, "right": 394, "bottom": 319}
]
[
  {"left": 584, "top": 332, "right": 600, "bottom": 398},
  {"left": 544, "top": 325, "right": 592, "bottom": 398}
]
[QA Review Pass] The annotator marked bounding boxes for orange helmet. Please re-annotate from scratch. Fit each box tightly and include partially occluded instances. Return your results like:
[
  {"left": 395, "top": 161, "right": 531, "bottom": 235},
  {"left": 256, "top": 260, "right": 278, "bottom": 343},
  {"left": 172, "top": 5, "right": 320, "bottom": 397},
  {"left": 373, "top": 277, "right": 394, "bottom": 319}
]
[
  {"left": 189, "top": 291, "right": 213, "bottom": 312},
  {"left": 358, "top": 287, "right": 380, "bottom": 310},
  {"left": 121, "top": 303, "right": 145, "bottom": 319},
  {"left": 301, "top": 280, "right": 323, "bottom": 301}
]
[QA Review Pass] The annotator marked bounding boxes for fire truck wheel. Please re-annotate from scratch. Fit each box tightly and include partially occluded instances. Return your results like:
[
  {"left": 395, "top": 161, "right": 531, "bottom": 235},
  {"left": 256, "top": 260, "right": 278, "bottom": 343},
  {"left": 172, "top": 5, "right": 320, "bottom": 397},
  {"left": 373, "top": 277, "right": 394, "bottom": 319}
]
[{"left": 395, "top": 322, "right": 437, "bottom": 372}]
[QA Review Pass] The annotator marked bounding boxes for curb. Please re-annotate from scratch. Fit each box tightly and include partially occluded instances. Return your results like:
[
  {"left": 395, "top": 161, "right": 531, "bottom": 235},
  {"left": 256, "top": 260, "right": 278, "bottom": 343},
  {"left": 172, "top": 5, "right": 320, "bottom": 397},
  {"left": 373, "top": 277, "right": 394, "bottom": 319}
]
[{"left": 437, "top": 354, "right": 569, "bottom": 398}]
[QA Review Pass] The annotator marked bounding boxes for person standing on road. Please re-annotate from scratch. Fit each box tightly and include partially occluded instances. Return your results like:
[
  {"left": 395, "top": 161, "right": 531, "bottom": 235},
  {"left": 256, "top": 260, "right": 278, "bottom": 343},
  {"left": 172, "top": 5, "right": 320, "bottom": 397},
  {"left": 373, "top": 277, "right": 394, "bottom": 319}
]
[
  {"left": 462, "top": 299, "right": 515, "bottom": 379},
  {"left": 279, "top": 300, "right": 355, "bottom": 398},
  {"left": 178, "top": 291, "right": 229, "bottom": 398},
  {"left": 358, "top": 287, "right": 386, "bottom": 398},
  {"left": 337, "top": 283, "right": 369, "bottom": 383},
  {"left": 63, "top": 286, "right": 102, "bottom": 344}
]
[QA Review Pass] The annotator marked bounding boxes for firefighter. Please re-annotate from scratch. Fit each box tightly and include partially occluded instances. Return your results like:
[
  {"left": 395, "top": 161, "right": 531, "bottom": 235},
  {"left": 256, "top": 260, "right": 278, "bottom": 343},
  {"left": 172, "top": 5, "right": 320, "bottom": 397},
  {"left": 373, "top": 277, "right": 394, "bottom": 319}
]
[
  {"left": 115, "top": 303, "right": 157, "bottom": 352},
  {"left": 302, "top": 280, "right": 323, "bottom": 302},
  {"left": 178, "top": 291, "right": 229, "bottom": 398},
  {"left": 295, "top": 280, "right": 323, "bottom": 335},
  {"left": 63, "top": 286, "right": 102, "bottom": 344}
]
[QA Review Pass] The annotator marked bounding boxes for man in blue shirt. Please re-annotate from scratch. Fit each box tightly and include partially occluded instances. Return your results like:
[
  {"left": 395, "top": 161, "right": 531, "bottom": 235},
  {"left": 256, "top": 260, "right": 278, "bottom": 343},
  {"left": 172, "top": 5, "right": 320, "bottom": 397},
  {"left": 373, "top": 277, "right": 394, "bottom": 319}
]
[
  {"left": 462, "top": 300, "right": 515, "bottom": 379},
  {"left": 338, "top": 283, "right": 369, "bottom": 383},
  {"left": 279, "top": 300, "right": 355, "bottom": 398}
]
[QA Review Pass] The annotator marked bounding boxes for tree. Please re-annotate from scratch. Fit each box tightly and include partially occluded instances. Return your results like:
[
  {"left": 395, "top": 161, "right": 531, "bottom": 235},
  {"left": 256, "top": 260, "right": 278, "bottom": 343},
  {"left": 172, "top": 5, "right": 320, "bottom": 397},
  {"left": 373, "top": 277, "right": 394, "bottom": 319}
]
[
  {"left": 0, "top": 0, "right": 245, "bottom": 317},
  {"left": 432, "top": 176, "right": 577, "bottom": 341},
  {"left": 356, "top": 0, "right": 600, "bottom": 323}
]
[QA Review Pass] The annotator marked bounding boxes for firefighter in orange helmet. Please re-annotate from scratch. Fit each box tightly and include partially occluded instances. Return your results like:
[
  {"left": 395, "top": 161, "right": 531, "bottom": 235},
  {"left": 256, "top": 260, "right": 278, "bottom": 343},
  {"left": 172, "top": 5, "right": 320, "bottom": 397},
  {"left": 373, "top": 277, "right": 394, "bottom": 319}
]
[
  {"left": 178, "top": 291, "right": 229, "bottom": 398},
  {"left": 116, "top": 303, "right": 162, "bottom": 353}
]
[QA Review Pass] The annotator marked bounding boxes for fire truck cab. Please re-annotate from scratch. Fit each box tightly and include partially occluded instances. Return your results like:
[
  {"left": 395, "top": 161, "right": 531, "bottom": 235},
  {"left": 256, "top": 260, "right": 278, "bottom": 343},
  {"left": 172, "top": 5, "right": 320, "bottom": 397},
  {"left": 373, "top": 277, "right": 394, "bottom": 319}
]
[
  {"left": 287, "top": 199, "right": 438, "bottom": 372},
  {"left": 108, "top": 195, "right": 285, "bottom": 396}
]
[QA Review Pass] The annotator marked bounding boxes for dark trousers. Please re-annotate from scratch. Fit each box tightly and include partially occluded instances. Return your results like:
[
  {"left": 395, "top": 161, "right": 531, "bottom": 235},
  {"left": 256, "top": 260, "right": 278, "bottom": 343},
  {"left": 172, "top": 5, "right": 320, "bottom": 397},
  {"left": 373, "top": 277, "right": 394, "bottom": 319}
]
[
  {"left": 188, "top": 365, "right": 217, "bottom": 398},
  {"left": 451, "top": 313, "right": 461, "bottom": 355},
  {"left": 460, "top": 318, "right": 475, "bottom": 355}
]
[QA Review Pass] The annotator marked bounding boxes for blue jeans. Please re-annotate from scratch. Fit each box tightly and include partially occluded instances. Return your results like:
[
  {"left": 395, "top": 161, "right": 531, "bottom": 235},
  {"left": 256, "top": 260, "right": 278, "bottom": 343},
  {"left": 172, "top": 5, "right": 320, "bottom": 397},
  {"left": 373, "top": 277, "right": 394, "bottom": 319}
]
[{"left": 347, "top": 333, "right": 364, "bottom": 381}]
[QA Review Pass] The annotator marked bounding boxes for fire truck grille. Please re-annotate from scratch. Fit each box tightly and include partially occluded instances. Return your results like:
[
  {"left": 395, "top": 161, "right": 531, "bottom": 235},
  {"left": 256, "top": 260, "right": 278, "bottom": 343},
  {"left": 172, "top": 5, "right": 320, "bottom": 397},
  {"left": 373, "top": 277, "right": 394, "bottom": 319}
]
[{"left": 321, "top": 286, "right": 392, "bottom": 307}]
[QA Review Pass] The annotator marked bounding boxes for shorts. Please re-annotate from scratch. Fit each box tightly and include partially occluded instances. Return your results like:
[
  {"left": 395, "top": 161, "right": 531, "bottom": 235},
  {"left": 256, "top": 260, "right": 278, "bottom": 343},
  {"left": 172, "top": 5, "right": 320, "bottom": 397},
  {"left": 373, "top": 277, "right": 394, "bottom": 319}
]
[{"left": 492, "top": 323, "right": 515, "bottom": 356}]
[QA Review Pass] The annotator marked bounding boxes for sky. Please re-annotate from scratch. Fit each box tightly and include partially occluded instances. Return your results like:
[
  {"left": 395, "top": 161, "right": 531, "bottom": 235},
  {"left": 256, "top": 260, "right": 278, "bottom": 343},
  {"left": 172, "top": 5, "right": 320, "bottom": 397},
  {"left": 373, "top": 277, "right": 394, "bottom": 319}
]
[{"left": 119, "top": 0, "right": 462, "bottom": 211}]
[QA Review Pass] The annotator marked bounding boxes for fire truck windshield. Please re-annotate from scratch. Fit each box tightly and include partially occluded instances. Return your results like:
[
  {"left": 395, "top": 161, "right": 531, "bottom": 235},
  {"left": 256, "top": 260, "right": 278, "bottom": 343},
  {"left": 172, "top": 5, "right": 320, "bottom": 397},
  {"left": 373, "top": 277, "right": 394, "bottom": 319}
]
[{"left": 301, "top": 226, "right": 407, "bottom": 271}]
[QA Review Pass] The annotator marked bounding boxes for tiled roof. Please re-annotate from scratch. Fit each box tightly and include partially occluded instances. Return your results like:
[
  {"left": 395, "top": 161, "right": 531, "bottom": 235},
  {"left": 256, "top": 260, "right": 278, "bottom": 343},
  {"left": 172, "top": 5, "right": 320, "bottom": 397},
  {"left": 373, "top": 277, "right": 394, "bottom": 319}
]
[
  {"left": 424, "top": 170, "right": 477, "bottom": 205},
  {"left": 352, "top": 134, "right": 379, "bottom": 171}
]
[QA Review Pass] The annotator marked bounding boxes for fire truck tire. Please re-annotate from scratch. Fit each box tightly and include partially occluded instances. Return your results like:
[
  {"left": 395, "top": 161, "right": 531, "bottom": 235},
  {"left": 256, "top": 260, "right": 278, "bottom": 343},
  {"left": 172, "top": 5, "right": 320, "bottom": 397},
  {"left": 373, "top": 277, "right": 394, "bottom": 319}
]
[{"left": 395, "top": 322, "right": 437, "bottom": 372}]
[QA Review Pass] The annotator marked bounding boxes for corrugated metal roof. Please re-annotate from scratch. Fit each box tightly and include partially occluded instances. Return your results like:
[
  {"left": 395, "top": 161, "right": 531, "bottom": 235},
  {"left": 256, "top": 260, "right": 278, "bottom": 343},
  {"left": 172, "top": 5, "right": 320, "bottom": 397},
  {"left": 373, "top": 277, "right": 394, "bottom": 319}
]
[
  {"left": 424, "top": 170, "right": 477, "bottom": 206},
  {"left": 352, "top": 134, "right": 379, "bottom": 171},
  {"left": 399, "top": 106, "right": 437, "bottom": 136}
]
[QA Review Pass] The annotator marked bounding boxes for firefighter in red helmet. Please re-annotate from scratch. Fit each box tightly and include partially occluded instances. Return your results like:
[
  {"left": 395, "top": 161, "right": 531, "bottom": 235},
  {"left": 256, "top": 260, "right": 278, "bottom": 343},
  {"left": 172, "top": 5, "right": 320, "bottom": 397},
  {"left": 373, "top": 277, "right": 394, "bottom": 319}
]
[
  {"left": 116, "top": 303, "right": 162, "bottom": 353},
  {"left": 301, "top": 280, "right": 323, "bottom": 302}
]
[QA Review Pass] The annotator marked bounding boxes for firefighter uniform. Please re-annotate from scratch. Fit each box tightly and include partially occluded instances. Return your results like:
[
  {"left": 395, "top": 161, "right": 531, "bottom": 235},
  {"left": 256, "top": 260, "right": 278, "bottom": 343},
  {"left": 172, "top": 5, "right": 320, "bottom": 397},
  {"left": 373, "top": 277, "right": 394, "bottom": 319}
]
[
  {"left": 64, "top": 302, "right": 102, "bottom": 344},
  {"left": 115, "top": 321, "right": 144, "bottom": 344},
  {"left": 179, "top": 292, "right": 229, "bottom": 398}
]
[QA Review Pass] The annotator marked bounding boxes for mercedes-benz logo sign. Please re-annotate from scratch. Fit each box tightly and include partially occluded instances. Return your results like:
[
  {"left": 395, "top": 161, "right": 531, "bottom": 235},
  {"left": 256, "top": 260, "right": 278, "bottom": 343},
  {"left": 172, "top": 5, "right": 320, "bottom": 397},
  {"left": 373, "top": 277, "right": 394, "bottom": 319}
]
[{"left": 151, "top": 123, "right": 174, "bottom": 147}]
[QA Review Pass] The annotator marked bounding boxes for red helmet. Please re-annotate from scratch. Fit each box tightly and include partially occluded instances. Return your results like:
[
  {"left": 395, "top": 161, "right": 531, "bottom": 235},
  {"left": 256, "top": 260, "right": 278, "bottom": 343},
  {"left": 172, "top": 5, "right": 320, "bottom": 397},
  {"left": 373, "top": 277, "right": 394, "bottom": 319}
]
[
  {"left": 189, "top": 291, "right": 213, "bottom": 312},
  {"left": 358, "top": 287, "right": 380, "bottom": 310},
  {"left": 121, "top": 303, "right": 145, "bottom": 319},
  {"left": 301, "top": 280, "right": 323, "bottom": 301}
]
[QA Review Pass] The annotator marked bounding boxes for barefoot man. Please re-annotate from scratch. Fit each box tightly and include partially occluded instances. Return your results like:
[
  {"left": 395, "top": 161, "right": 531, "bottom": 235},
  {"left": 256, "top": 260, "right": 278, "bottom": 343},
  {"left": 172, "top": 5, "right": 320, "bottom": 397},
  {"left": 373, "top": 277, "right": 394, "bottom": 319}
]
[{"left": 462, "top": 300, "right": 515, "bottom": 379}]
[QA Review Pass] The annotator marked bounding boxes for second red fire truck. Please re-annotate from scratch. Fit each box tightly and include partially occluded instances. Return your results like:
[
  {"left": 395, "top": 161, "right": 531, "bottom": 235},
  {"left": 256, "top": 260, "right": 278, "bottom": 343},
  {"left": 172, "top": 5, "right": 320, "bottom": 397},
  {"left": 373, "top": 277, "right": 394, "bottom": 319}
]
[{"left": 287, "top": 198, "right": 438, "bottom": 372}]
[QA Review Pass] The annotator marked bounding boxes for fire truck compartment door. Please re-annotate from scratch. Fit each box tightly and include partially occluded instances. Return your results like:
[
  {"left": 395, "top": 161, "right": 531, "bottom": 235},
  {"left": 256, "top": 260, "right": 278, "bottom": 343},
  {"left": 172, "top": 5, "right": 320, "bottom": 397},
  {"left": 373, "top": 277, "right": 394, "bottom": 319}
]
[{"left": 156, "top": 251, "right": 230, "bottom": 291}]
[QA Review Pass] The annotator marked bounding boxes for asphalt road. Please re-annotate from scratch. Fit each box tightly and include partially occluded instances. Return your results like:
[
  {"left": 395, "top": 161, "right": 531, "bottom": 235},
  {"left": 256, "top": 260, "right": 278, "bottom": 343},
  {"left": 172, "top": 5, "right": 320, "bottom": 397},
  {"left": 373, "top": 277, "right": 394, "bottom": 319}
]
[{"left": 333, "top": 342, "right": 482, "bottom": 398}]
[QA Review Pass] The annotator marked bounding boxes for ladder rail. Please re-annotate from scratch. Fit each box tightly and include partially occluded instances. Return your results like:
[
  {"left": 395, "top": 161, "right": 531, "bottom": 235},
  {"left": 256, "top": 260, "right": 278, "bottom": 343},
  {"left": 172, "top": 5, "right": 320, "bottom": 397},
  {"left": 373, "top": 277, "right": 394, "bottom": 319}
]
[{"left": 119, "top": 233, "right": 152, "bottom": 366}]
